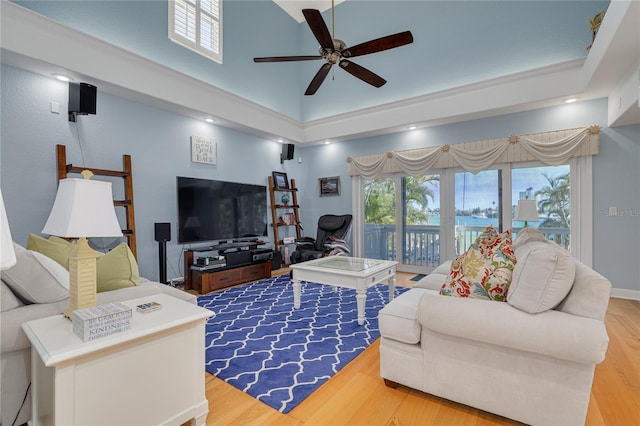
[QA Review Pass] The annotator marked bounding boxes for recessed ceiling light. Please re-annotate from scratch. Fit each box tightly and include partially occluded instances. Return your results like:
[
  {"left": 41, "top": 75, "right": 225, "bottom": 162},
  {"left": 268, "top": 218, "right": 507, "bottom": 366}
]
[
  {"left": 408, "top": 125, "right": 417, "bottom": 130},
  {"left": 205, "top": 118, "right": 215, "bottom": 123},
  {"left": 324, "top": 140, "right": 331, "bottom": 145},
  {"left": 54, "top": 74, "right": 70, "bottom": 82},
  {"left": 564, "top": 98, "right": 578, "bottom": 104},
  {"left": 277, "top": 138, "right": 284, "bottom": 143}
]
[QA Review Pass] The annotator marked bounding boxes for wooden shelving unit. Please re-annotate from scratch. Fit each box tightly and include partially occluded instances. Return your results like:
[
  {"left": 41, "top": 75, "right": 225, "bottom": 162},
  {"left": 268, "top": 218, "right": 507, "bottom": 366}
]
[{"left": 268, "top": 176, "right": 301, "bottom": 253}]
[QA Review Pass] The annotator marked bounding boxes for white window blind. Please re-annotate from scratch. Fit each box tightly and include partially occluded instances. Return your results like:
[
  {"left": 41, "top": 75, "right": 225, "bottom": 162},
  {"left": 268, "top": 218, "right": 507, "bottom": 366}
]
[{"left": 169, "top": 0, "right": 222, "bottom": 63}]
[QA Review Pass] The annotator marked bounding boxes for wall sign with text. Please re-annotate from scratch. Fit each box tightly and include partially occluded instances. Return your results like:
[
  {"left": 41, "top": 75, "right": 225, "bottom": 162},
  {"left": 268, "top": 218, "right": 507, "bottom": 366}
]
[{"left": 191, "top": 136, "right": 217, "bottom": 165}]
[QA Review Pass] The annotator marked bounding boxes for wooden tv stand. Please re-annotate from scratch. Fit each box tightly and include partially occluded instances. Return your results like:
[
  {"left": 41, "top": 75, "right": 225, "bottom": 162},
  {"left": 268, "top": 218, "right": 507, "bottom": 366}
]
[{"left": 184, "top": 247, "right": 272, "bottom": 294}]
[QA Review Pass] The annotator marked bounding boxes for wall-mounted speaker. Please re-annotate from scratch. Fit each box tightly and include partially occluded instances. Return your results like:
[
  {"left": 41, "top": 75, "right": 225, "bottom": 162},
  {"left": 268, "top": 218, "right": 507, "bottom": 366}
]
[
  {"left": 154, "top": 222, "right": 171, "bottom": 242},
  {"left": 68, "top": 82, "right": 97, "bottom": 122},
  {"left": 280, "top": 143, "right": 295, "bottom": 163}
]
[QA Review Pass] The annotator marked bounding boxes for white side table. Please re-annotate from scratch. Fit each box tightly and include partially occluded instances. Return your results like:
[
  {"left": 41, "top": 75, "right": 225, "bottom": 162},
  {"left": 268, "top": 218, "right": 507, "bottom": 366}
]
[{"left": 22, "top": 293, "right": 213, "bottom": 426}]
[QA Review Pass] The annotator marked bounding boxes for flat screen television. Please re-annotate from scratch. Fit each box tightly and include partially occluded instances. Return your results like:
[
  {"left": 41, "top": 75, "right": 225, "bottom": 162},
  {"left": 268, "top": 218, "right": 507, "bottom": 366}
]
[{"left": 177, "top": 177, "right": 268, "bottom": 244}]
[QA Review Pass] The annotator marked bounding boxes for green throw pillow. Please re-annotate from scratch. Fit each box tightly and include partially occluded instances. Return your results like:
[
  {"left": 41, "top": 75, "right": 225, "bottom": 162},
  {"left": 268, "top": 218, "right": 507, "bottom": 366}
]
[
  {"left": 27, "top": 233, "right": 73, "bottom": 269},
  {"left": 96, "top": 243, "right": 140, "bottom": 292}
]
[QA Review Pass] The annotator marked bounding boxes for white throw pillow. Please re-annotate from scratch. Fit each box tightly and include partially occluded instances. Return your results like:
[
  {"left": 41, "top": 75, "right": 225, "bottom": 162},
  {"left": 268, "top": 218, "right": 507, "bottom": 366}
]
[
  {"left": 512, "top": 227, "right": 548, "bottom": 251},
  {"left": 508, "top": 241, "right": 575, "bottom": 313},
  {"left": 2, "top": 243, "right": 69, "bottom": 304}
]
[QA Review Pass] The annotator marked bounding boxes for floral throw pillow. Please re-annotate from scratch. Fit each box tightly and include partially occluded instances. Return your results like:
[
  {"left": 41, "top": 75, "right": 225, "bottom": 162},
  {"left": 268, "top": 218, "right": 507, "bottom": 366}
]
[{"left": 440, "top": 226, "right": 516, "bottom": 301}]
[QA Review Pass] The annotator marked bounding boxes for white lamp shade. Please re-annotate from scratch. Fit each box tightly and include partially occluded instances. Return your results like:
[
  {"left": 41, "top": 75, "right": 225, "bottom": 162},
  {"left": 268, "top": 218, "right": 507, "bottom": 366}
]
[
  {"left": 515, "top": 199, "right": 540, "bottom": 222},
  {"left": 42, "top": 178, "right": 123, "bottom": 238},
  {"left": 1, "top": 191, "right": 17, "bottom": 269}
]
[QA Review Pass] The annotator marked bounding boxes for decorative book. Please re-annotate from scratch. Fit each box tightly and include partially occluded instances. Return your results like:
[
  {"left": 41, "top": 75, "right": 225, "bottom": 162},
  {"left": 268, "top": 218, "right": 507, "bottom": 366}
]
[{"left": 72, "top": 302, "right": 132, "bottom": 342}]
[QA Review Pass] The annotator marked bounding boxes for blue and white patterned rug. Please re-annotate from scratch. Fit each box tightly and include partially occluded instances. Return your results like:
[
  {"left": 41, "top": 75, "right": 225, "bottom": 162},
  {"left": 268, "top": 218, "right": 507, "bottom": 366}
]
[{"left": 197, "top": 274, "right": 407, "bottom": 413}]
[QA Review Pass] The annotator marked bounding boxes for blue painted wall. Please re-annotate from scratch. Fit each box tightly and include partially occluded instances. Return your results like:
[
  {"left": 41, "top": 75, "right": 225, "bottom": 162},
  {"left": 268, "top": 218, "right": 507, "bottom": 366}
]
[
  {"left": 0, "top": 64, "right": 298, "bottom": 280},
  {"left": 1, "top": 64, "right": 638, "bottom": 293}
]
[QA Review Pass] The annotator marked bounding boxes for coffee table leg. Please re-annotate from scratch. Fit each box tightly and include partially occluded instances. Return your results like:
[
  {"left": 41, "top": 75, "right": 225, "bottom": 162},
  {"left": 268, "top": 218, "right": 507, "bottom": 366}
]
[
  {"left": 293, "top": 279, "right": 301, "bottom": 309},
  {"left": 388, "top": 275, "right": 396, "bottom": 302},
  {"left": 356, "top": 290, "right": 366, "bottom": 325}
]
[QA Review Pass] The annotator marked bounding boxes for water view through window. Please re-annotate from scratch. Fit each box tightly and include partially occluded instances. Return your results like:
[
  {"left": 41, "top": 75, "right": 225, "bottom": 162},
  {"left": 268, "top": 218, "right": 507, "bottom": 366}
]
[{"left": 364, "top": 164, "right": 570, "bottom": 269}]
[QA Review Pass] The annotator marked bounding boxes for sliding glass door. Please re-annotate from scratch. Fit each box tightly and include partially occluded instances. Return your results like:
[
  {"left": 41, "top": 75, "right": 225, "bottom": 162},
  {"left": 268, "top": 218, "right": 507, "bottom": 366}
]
[
  {"left": 512, "top": 164, "right": 570, "bottom": 250},
  {"left": 454, "top": 169, "right": 501, "bottom": 256},
  {"left": 359, "top": 161, "right": 577, "bottom": 271},
  {"left": 402, "top": 175, "right": 441, "bottom": 268},
  {"left": 363, "top": 177, "right": 396, "bottom": 261}
]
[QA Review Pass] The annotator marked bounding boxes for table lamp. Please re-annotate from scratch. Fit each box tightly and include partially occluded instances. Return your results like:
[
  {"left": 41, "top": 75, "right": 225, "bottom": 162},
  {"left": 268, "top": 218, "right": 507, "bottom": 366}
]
[
  {"left": 1, "top": 190, "right": 17, "bottom": 270},
  {"left": 515, "top": 199, "right": 539, "bottom": 228},
  {"left": 42, "top": 171, "right": 123, "bottom": 317}
]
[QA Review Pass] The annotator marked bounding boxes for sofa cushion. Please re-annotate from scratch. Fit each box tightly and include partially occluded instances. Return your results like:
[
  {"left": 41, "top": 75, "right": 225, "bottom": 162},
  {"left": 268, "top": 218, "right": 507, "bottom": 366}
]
[
  {"left": 1, "top": 280, "right": 23, "bottom": 311},
  {"left": 508, "top": 241, "right": 576, "bottom": 313},
  {"left": 379, "top": 288, "right": 434, "bottom": 344},
  {"left": 414, "top": 272, "right": 448, "bottom": 291},
  {"left": 26, "top": 233, "right": 72, "bottom": 269},
  {"left": 414, "top": 261, "right": 452, "bottom": 291},
  {"left": 440, "top": 227, "right": 515, "bottom": 301},
  {"left": 96, "top": 243, "right": 140, "bottom": 292},
  {"left": 2, "top": 243, "right": 69, "bottom": 304},
  {"left": 431, "top": 260, "right": 452, "bottom": 275},
  {"left": 512, "top": 226, "right": 548, "bottom": 251}
]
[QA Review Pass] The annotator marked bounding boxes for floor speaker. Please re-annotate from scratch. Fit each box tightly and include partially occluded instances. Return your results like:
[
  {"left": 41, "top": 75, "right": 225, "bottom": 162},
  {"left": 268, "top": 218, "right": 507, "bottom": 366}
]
[
  {"left": 154, "top": 222, "right": 171, "bottom": 242},
  {"left": 154, "top": 223, "right": 170, "bottom": 284},
  {"left": 271, "top": 251, "right": 282, "bottom": 270}
]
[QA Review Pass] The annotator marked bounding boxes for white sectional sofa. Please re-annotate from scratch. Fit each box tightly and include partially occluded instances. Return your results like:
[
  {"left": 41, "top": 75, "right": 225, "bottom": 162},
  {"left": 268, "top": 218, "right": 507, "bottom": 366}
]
[
  {"left": 378, "top": 231, "right": 611, "bottom": 425},
  {"left": 1, "top": 242, "right": 196, "bottom": 426}
]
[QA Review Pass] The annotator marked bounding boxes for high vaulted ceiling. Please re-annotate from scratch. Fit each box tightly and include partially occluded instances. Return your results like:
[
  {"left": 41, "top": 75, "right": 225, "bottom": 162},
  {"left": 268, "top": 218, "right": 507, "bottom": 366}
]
[{"left": 1, "top": 1, "right": 638, "bottom": 145}]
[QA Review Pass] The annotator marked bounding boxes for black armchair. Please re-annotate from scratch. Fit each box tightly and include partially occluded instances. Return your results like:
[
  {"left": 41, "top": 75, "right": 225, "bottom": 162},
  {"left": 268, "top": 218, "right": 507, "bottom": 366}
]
[{"left": 290, "top": 214, "right": 352, "bottom": 264}]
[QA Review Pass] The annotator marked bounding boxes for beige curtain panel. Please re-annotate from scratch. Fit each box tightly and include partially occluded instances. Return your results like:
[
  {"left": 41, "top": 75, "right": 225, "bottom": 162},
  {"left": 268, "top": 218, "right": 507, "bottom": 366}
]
[{"left": 347, "top": 126, "right": 600, "bottom": 178}]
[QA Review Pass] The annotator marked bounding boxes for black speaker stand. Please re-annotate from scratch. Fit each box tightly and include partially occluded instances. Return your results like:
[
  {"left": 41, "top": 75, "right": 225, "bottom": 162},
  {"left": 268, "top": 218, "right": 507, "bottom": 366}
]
[{"left": 158, "top": 240, "right": 167, "bottom": 284}]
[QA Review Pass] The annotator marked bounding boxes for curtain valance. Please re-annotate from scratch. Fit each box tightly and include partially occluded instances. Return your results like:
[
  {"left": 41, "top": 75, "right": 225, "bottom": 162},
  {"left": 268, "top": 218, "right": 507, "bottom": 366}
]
[{"left": 347, "top": 125, "right": 600, "bottom": 178}]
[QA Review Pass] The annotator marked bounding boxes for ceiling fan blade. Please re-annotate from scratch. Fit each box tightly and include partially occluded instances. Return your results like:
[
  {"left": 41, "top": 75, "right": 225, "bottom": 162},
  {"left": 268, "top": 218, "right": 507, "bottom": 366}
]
[
  {"left": 339, "top": 60, "right": 386, "bottom": 88},
  {"left": 305, "top": 63, "right": 333, "bottom": 96},
  {"left": 254, "top": 56, "right": 322, "bottom": 63},
  {"left": 343, "top": 31, "right": 414, "bottom": 58},
  {"left": 302, "top": 9, "right": 334, "bottom": 50}
]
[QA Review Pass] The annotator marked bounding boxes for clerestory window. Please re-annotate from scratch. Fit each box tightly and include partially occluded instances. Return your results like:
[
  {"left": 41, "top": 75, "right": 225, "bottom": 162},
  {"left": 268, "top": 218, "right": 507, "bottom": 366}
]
[{"left": 169, "top": 0, "right": 222, "bottom": 63}]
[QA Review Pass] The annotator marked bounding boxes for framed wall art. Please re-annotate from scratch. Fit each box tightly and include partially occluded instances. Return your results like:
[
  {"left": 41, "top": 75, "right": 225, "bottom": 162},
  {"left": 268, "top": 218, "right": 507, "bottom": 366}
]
[
  {"left": 191, "top": 136, "right": 216, "bottom": 165},
  {"left": 319, "top": 176, "right": 340, "bottom": 197},
  {"left": 272, "top": 171, "right": 289, "bottom": 190}
]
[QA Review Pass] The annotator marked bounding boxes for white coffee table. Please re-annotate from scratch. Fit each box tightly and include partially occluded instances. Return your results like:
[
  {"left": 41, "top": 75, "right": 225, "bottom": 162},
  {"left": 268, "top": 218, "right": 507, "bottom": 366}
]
[
  {"left": 289, "top": 256, "right": 398, "bottom": 325},
  {"left": 22, "top": 294, "right": 213, "bottom": 426}
]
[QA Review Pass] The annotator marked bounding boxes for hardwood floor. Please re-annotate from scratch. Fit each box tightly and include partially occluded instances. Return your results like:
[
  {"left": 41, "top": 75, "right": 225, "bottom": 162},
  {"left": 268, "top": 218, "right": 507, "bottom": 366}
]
[{"left": 199, "top": 271, "right": 640, "bottom": 426}]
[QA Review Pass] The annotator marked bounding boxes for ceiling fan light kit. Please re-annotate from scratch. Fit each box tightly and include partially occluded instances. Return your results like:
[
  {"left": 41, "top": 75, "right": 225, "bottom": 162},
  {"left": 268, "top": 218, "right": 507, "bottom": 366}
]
[{"left": 254, "top": 7, "right": 413, "bottom": 95}]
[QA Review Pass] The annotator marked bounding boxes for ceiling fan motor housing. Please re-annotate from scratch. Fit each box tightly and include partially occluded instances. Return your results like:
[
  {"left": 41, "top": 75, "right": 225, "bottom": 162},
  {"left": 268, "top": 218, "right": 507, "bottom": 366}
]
[{"left": 320, "top": 39, "right": 346, "bottom": 64}]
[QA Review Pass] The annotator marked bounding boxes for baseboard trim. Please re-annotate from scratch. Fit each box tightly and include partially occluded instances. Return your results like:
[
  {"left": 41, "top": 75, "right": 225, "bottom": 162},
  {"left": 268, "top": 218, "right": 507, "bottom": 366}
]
[{"left": 611, "top": 288, "right": 640, "bottom": 300}]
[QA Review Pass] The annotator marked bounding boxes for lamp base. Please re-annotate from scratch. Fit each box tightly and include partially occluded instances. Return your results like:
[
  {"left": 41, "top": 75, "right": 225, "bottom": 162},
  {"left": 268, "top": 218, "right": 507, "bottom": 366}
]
[{"left": 64, "top": 237, "right": 99, "bottom": 319}]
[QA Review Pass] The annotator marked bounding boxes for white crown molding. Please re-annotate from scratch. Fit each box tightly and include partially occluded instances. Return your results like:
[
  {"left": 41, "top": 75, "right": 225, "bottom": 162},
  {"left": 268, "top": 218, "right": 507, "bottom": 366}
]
[{"left": 302, "top": 59, "right": 588, "bottom": 143}]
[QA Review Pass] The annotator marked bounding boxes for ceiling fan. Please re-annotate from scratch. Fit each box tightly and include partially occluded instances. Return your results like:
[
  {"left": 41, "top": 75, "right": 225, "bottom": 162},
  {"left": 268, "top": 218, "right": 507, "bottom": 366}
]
[{"left": 253, "top": 5, "right": 413, "bottom": 95}]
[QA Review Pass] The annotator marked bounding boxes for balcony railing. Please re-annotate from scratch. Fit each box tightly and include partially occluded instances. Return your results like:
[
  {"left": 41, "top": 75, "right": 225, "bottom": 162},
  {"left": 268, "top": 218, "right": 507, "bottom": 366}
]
[{"left": 364, "top": 224, "right": 570, "bottom": 267}]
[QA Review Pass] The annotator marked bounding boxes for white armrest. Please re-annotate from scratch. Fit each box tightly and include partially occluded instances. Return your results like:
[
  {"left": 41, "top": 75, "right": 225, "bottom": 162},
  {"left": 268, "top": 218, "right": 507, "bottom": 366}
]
[
  {"left": 1, "top": 300, "right": 67, "bottom": 353},
  {"left": 418, "top": 293, "right": 609, "bottom": 364}
]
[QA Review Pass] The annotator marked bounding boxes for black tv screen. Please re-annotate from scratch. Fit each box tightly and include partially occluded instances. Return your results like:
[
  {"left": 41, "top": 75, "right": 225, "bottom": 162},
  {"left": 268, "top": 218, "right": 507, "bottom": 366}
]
[{"left": 177, "top": 177, "right": 268, "bottom": 244}]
